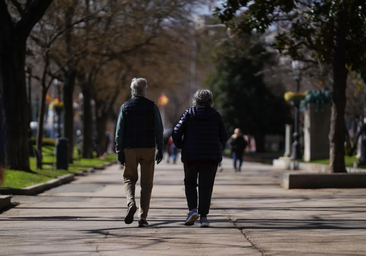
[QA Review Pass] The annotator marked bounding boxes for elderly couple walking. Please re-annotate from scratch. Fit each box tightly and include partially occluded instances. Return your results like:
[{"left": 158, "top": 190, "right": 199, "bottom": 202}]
[{"left": 115, "top": 78, "right": 228, "bottom": 228}]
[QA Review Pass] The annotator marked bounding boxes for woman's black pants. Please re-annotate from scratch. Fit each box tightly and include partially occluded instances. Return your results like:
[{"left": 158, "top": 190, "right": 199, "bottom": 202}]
[{"left": 183, "top": 162, "right": 217, "bottom": 217}]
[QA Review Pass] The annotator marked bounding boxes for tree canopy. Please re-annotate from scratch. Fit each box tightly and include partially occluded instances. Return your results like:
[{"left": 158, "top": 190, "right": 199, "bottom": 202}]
[
  {"left": 215, "top": 0, "right": 366, "bottom": 172},
  {"left": 208, "top": 34, "right": 291, "bottom": 151}
]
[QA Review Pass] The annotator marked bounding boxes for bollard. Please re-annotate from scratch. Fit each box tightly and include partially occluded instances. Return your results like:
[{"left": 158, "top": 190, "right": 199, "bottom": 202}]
[{"left": 56, "top": 137, "right": 69, "bottom": 170}]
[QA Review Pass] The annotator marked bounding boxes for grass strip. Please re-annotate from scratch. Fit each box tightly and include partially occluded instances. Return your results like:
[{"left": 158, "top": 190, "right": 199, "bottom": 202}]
[
  {"left": 306, "top": 156, "right": 366, "bottom": 169},
  {"left": 1, "top": 147, "right": 116, "bottom": 189},
  {"left": 1, "top": 170, "right": 51, "bottom": 189}
]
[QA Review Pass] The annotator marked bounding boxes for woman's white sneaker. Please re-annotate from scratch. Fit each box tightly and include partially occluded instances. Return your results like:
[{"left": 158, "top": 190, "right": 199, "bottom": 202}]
[{"left": 200, "top": 217, "right": 209, "bottom": 227}]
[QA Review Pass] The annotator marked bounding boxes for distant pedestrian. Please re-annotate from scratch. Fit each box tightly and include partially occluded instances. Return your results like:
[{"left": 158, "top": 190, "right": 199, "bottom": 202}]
[
  {"left": 173, "top": 89, "right": 228, "bottom": 227},
  {"left": 229, "top": 128, "right": 248, "bottom": 172},
  {"left": 163, "top": 130, "right": 171, "bottom": 163},
  {"left": 167, "top": 136, "right": 178, "bottom": 164},
  {"left": 115, "top": 78, "right": 164, "bottom": 227}
]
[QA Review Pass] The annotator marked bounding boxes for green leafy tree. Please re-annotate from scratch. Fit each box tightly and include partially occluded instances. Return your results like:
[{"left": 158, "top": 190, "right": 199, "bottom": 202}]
[
  {"left": 216, "top": 1, "right": 366, "bottom": 172},
  {"left": 208, "top": 36, "right": 291, "bottom": 152}
]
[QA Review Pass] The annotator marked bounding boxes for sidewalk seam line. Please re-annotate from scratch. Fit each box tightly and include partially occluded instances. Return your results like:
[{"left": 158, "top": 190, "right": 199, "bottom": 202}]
[{"left": 225, "top": 210, "right": 265, "bottom": 256}]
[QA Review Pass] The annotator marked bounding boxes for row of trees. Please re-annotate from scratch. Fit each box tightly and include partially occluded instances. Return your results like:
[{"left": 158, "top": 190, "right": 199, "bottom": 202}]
[
  {"left": 4, "top": 1, "right": 364, "bottom": 174},
  {"left": 0, "top": 0, "right": 209, "bottom": 171},
  {"left": 215, "top": 0, "right": 366, "bottom": 173},
  {"left": 207, "top": 33, "right": 292, "bottom": 152}
]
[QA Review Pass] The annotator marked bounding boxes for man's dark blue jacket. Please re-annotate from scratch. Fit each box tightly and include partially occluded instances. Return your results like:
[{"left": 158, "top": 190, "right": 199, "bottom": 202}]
[
  {"left": 115, "top": 96, "right": 164, "bottom": 153},
  {"left": 172, "top": 105, "right": 228, "bottom": 163}
]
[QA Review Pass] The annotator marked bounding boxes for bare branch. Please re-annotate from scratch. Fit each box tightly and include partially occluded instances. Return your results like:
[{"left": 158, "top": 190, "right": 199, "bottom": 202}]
[
  {"left": 14, "top": 0, "right": 53, "bottom": 40},
  {"left": 9, "top": 0, "right": 25, "bottom": 17},
  {"left": 49, "top": 9, "right": 103, "bottom": 47},
  {"left": 91, "top": 35, "right": 158, "bottom": 60},
  {"left": 25, "top": 0, "right": 32, "bottom": 9},
  {"left": 0, "top": 0, "right": 13, "bottom": 41}
]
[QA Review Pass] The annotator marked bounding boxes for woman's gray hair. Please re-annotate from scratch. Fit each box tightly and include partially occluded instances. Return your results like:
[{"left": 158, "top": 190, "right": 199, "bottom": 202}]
[
  {"left": 130, "top": 78, "right": 148, "bottom": 97},
  {"left": 192, "top": 89, "right": 214, "bottom": 107}
]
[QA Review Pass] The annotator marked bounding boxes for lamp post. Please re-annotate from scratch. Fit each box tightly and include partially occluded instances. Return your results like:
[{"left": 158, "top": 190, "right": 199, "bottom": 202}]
[
  {"left": 54, "top": 79, "right": 62, "bottom": 138},
  {"left": 26, "top": 66, "right": 35, "bottom": 157},
  {"left": 291, "top": 60, "right": 303, "bottom": 160}
]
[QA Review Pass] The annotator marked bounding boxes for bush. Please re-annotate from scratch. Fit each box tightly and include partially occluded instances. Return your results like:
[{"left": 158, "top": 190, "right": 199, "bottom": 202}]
[{"left": 29, "top": 137, "right": 56, "bottom": 146}]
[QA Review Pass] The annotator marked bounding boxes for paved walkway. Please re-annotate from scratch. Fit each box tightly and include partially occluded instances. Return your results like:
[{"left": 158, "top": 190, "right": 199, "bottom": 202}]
[{"left": 1, "top": 157, "right": 366, "bottom": 255}]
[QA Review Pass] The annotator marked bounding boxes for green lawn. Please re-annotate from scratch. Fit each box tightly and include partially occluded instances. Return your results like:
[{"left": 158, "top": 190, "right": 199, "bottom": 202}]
[
  {"left": 1, "top": 145, "right": 116, "bottom": 189},
  {"left": 1, "top": 170, "right": 52, "bottom": 189},
  {"left": 307, "top": 156, "right": 366, "bottom": 168}
]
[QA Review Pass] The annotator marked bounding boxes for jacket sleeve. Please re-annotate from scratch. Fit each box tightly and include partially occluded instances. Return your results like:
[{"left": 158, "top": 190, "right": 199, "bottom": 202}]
[
  {"left": 172, "top": 110, "right": 188, "bottom": 149},
  {"left": 154, "top": 104, "right": 164, "bottom": 152},
  {"left": 115, "top": 104, "right": 125, "bottom": 153}
]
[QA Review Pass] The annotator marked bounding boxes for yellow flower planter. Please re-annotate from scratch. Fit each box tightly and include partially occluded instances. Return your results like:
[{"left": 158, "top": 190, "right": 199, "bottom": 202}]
[{"left": 284, "top": 92, "right": 306, "bottom": 105}]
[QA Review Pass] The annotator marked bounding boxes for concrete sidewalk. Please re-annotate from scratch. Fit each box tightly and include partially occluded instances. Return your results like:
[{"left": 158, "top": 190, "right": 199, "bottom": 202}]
[{"left": 1, "top": 157, "right": 366, "bottom": 255}]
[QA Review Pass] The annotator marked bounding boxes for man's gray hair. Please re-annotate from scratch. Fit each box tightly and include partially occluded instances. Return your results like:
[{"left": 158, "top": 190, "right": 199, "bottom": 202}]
[
  {"left": 192, "top": 89, "right": 214, "bottom": 107},
  {"left": 130, "top": 78, "right": 148, "bottom": 97}
]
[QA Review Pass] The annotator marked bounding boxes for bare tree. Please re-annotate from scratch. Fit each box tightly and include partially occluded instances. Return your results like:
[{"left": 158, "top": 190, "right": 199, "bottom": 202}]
[{"left": 0, "top": 0, "right": 53, "bottom": 171}]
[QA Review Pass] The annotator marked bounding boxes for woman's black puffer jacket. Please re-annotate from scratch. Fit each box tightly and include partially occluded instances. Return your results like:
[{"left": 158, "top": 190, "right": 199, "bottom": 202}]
[{"left": 172, "top": 105, "right": 228, "bottom": 163}]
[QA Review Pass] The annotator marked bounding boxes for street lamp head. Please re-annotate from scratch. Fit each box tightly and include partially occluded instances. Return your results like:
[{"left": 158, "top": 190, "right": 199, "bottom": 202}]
[
  {"left": 291, "top": 60, "right": 304, "bottom": 81},
  {"left": 291, "top": 60, "right": 304, "bottom": 70}
]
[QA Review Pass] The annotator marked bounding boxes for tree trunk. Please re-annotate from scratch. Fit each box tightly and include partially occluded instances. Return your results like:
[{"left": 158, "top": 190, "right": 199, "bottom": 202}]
[
  {"left": 254, "top": 134, "right": 266, "bottom": 152},
  {"left": 329, "top": 3, "right": 348, "bottom": 173},
  {"left": 36, "top": 90, "right": 47, "bottom": 169},
  {"left": 62, "top": 1, "right": 77, "bottom": 163},
  {"left": 82, "top": 87, "right": 93, "bottom": 158},
  {"left": 96, "top": 110, "right": 108, "bottom": 156},
  {"left": 63, "top": 70, "right": 76, "bottom": 163},
  {"left": 0, "top": 37, "right": 30, "bottom": 171},
  {"left": 0, "top": 0, "right": 53, "bottom": 171}
]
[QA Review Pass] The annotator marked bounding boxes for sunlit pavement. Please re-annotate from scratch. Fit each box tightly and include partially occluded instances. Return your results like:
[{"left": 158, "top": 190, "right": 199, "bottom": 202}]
[{"left": 1, "top": 156, "right": 366, "bottom": 255}]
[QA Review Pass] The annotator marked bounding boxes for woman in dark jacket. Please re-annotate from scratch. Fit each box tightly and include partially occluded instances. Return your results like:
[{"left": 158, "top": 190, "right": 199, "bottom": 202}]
[{"left": 172, "top": 89, "right": 228, "bottom": 227}]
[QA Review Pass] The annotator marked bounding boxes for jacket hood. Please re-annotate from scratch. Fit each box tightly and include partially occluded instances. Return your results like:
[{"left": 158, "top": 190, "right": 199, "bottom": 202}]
[{"left": 187, "top": 106, "right": 217, "bottom": 120}]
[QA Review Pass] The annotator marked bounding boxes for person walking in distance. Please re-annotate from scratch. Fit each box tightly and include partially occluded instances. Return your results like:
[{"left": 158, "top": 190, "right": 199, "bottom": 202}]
[
  {"left": 229, "top": 128, "right": 248, "bottom": 172},
  {"left": 173, "top": 89, "right": 228, "bottom": 227},
  {"left": 115, "top": 78, "right": 164, "bottom": 227}
]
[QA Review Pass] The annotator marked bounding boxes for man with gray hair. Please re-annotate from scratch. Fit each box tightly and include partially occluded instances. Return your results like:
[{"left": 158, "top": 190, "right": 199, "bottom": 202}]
[
  {"left": 172, "top": 89, "right": 228, "bottom": 227},
  {"left": 115, "top": 78, "right": 164, "bottom": 227}
]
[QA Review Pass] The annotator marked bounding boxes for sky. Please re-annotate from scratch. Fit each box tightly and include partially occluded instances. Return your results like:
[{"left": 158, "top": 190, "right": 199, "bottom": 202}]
[{"left": 195, "top": 0, "right": 225, "bottom": 16}]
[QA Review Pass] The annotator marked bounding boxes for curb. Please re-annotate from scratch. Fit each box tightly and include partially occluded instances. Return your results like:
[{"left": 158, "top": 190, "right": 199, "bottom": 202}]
[
  {"left": 0, "top": 195, "right": 12, "bottom": 211},
  {"left": 93, "top": 164, "right": 105, "bottom": 170},
  {"left": 75, "top": 168, "right": 95, "bottom": 176},
  {"left": 281, "top": 172, "right": 366, "bottom": 189},
  {"left": 0, "top": 174, "right": 75, "bottom": 195},
  {"left": 273, "top": 158, "right": 366, "bottom": 173},
  {"left": 74, "top": 161, "right": 117, "bottom": 176},
  {"left": 0, "top": 160, "right": 117, "bottom": 199},
  {"left": 274, "top": 158, "right": 366, "bottom": 189}
]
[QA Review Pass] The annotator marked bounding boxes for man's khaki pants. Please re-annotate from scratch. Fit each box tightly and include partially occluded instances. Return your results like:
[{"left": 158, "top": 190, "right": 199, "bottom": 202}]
[{"left": 123, "top": 147, "right": 155, "bottom": 220}]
